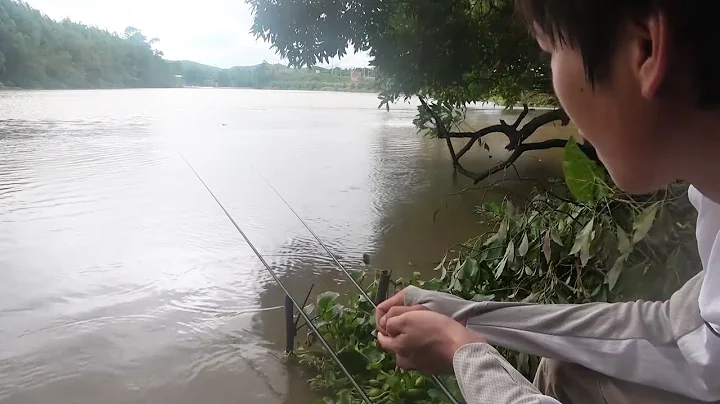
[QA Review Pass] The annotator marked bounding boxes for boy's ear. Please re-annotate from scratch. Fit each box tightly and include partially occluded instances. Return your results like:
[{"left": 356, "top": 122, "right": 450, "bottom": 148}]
[{"left": 637, "top": 11, "right": 670, "bottom": 100}]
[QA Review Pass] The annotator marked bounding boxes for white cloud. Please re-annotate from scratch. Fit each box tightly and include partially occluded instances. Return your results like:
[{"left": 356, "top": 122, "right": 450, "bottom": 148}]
[{"left": 25, "top": 0, "right": 371, "bottom": 68}]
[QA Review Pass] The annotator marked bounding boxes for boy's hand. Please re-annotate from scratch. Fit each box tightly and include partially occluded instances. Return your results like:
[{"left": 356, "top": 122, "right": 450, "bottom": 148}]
[
  {"left": 375, "top": 288, "right": 426, "bottom": 335},
  {"left": 377, "top": 310, "right": 486, "bottom": 375}
]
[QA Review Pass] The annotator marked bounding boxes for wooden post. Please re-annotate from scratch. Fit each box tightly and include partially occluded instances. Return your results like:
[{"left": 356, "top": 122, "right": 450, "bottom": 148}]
[
  {"left": 285, "top": 294, "right": 295, "bottom": 353},
  {"left": 375, "top": 270, "right": 391, "bottom": 305}
]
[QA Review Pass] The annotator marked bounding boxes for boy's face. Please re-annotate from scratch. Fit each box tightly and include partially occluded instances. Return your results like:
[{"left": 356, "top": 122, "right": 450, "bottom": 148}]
[{"left": 536, "top": 28, "right": 678, "bottom": 195}]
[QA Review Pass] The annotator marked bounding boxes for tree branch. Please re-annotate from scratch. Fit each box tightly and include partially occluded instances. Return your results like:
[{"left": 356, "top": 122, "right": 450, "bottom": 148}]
[
  {"left": 453, "top": 137, "right": 597, "bottom": 184},
  {"left": 517, "top": 109, "right": 570, "bottom": 144},
  {"left": 455, "top": 137, "right": 478, "bottom": 160},
  {"left": 442, "top": 124, "right": 509, "bottom": 139}
]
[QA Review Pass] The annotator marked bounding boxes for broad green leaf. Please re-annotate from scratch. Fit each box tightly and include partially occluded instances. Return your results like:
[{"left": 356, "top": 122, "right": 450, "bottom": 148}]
[
  {"left": 519, "top": 233, "right": 529, "bottom": 257},
  {"left": 563, "top": 137, "right": 603, "bottom": 203},
  {"left": 632, "top": 202, "right": 660, "bottom": 244},
  {"left": 607, "top": 255, "right": 626, "bottom": 291},
  {"left": 542, "top": 230, "right": 552, "bottom": 263},
  {"left": 524, "top": 266, "right": 533, "bottom": 276},
  {"left": 471, "top": 293, "right": 495, "bottom": 302},
  {"left": 460, "top": 258, "right": 479, "bottom": 280},
  {"left": 317, "top": 292, "right": 339, "bottom": 314},
  {"left": 616, "top": 225, "right": 630, "bottom": 254},
  {"left": 361, "top": 346, "right": 385, "bottom": 364}
]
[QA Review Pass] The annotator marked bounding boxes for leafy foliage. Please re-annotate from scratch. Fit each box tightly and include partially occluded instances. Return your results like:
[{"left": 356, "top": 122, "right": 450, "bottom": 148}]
[
  {"left": 0, "top": 0, "right": 175, "bottom": 89},
  {"left": 248, "top": 0, "right": 552, "bottom": 107},
  {"left": 293, "top": 271, "right": 462, "bottom": 404},
  {"left": 293, "top": 142, "right": 699, "bottom": 403}
]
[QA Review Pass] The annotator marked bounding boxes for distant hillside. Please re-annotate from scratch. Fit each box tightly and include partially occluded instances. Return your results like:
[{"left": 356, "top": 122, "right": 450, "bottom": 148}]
[
  {"left": 0, "top": 0, "right": 175, "bottom": 88},
  {"left": 0, "top": 0, "right": 376, "bottom": 92}
]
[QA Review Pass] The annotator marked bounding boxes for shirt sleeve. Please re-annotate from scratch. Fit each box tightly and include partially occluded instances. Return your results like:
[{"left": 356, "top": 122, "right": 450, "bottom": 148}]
[
  {"left": 453, "top": 343, "right": 561, "bottom": 404},
  {"left": 405, "top": 270, "right": 720, "bottom": 402}
]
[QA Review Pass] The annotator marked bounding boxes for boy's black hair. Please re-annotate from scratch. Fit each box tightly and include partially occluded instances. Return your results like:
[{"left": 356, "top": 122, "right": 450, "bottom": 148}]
[{"left": 515, "top": 1, "right": 720, "bottom": 108}]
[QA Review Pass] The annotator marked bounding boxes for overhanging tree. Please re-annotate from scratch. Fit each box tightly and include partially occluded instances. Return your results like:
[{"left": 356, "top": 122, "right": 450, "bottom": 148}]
[{"left": 248, "top": 0, "right": 594, "bottom": 182}]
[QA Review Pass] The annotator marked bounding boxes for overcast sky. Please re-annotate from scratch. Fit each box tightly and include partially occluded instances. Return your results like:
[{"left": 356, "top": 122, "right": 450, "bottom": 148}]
[{"left": 25, "top": 0, "right": 370, "bottom": 68}]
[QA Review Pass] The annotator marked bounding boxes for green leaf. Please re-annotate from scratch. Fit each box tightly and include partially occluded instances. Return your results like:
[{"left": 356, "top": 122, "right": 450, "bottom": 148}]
[
  {"left": 521, "top": 292, "right": 538, "bottom": 303},
  {"left": 494, "top": 255, "right": 508, "bottom": 279},
  {"left": 571, "top": 218, "right": 594, "bottom": 256},
  {"left": 497, "top": 218, "right": 509, "bottom": 241},
  {"left": 505, "top": 200, "right": 515, "bottom": 218},
  {"left": 632, "top": 202, "right": 660, "bottom": 244},
  {"left": 580, "top": 234, "right": 591, "bottom": 267},
  {"left": 471, "top": 293, "right": 495, "bottom": 302},
  {"left": 428, "top": 389, "right": 445, "bottom": 399},
  {"left": 317, "top": 292, "right": 339, "bottom": 314},
  {"left": 563, "top": 137, "right": 603, "bottom": 203},
  {"left": 361, "top": 346, "right": 385, "bottom": 364},
  {"left": 616, "top": 225, "right": 631, "bottom": 254},
  {"left": 542, "top": 230, "right": 552, "bottom": 263},
  {"left": 481, "top": 201, "right": 503, "bottom": 216},
  {"left": 519, "top": 233, "right": 529, "bottom": 257},
  {"left": 433, "top": 255, "right": 446, "bottom": 272},
  {"left": 505, "top": 241, "right": 515, "bottom": 264},
  {"left": 607, "top": 255, "right": 626, "bottom": 291},
  {"left": 460, "top": 258, "right": 479, "bottom": 280},
  {"left": 337, "top": 390, "right": 352, "bottom": 404},
  {"left": 550, "top": 228, "right": 564, "bottom": 246},
  {"left": 524, "top": 266, "right": 533, "bottom": 276}
]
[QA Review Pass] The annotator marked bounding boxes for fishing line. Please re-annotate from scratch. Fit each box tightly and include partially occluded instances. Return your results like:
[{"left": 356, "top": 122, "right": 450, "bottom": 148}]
[
  {"left": 260, "top": 176, "right": 461, "bottom": 404},
  {"left": 180, "top": 155, "right": 373, "bottom": 404}
]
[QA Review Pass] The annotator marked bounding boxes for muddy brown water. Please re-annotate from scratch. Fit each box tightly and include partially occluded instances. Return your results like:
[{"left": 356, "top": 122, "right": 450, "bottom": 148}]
[{"left": 0, "top": 89, "right": 576, "bottom": 403}]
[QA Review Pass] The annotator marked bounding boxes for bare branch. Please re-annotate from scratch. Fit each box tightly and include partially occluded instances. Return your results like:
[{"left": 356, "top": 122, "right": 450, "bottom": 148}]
[
  {"left": 442, "top": 124, "right": 508, "bottom": 139},
  {"left": 518, "top": 109, "right": 569, "bottom": 143},
  {"left": 455, "top": 137, "right": 478, "bottom": 160},
  {"left": 512, "top": 104, "right": 530, "bottom": 129}
]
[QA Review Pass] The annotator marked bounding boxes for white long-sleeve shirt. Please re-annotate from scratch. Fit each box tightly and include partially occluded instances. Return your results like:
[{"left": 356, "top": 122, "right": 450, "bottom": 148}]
[{"left": 406, "top": 186, "right": 720, "bottom": 403}]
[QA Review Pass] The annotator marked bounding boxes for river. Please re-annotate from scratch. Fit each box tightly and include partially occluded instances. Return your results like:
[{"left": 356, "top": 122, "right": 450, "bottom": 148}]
[{"left": 0, "top": 89, "right": 574, "bottom": 404}]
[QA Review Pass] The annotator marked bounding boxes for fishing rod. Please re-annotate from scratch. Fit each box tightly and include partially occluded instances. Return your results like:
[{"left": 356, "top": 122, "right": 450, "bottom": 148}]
[
  {"left": 180, "top": 155, "right": 373, "bottom": 404},
  {"left": 261, "top": 176, "right": 461, "bottom": 404}
]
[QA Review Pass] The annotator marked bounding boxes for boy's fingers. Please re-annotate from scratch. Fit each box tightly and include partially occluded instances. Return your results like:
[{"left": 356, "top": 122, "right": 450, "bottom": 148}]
[
  {"left": 380, "top": 305, "right": 426, "bottom": 336},
  {"left": 377, "top": 332, "right": 395, "bottom": 351},
  {"left": 376, "top": 290, "right": 405, "bottom": 312}
]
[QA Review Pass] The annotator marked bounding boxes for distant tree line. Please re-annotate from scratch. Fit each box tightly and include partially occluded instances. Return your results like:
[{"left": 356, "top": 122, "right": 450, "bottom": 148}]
[
  {"left": 172, "top": 60, "right": 376, "bottom": 92},
  {"left": 0, "top": 0, "right": 376, "bottom": 92},
  {"left": 0, "top": 0, "right": 175, "bottom": 88}
]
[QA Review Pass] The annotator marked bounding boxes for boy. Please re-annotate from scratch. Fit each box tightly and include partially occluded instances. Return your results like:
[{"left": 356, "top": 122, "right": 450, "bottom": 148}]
[{"left": 376, "top": 1, "right": 720, "bottom": 403}]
